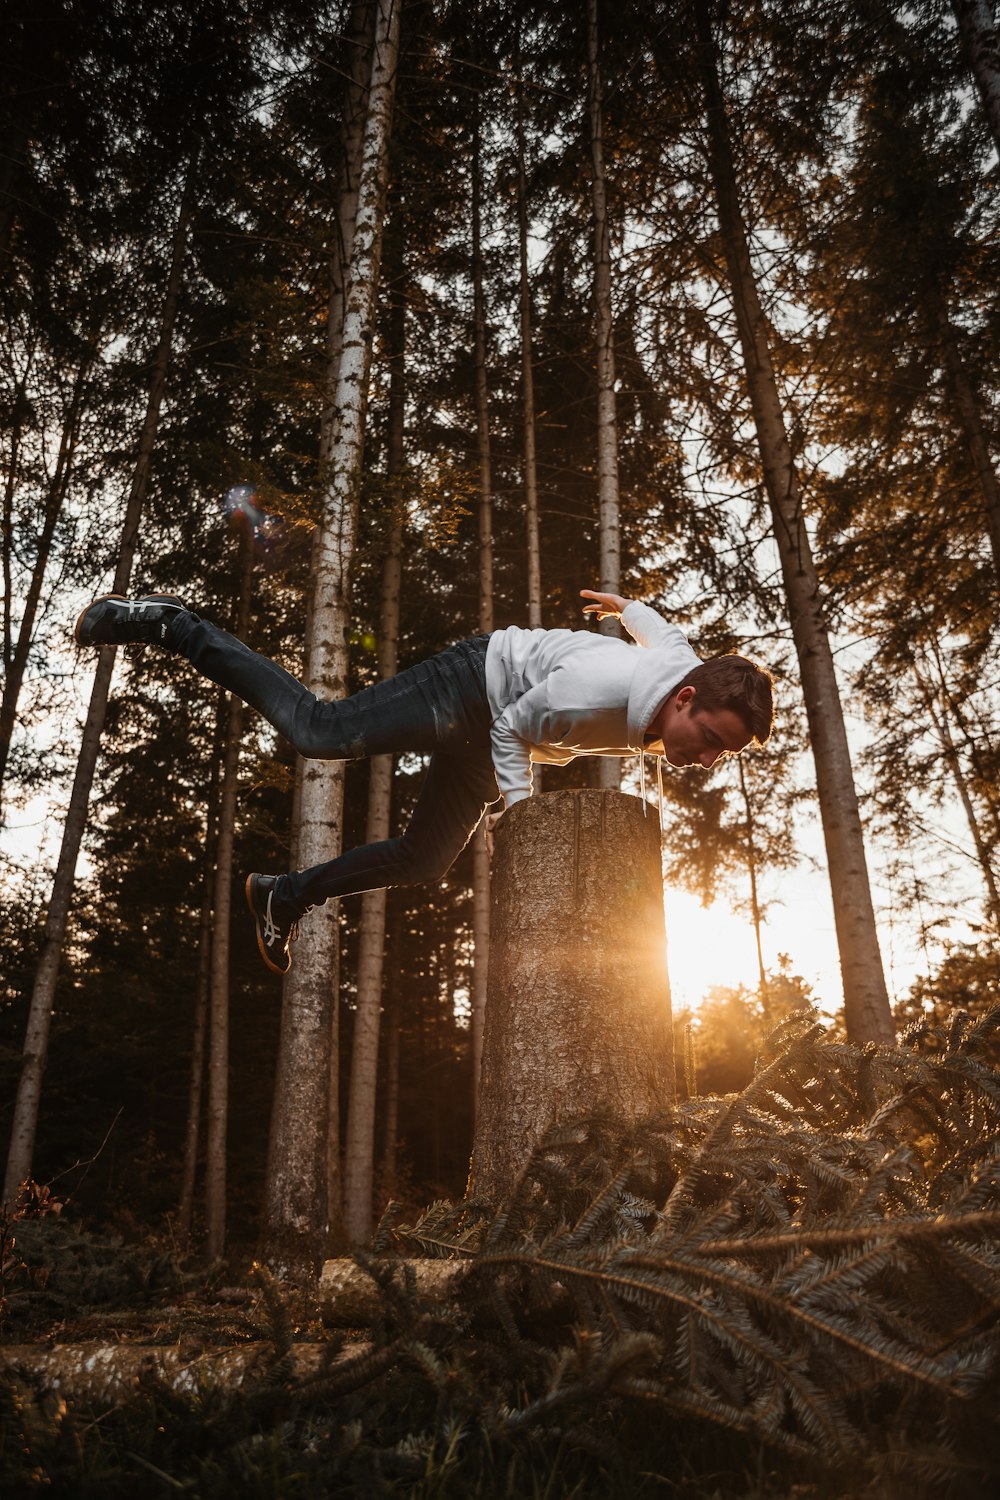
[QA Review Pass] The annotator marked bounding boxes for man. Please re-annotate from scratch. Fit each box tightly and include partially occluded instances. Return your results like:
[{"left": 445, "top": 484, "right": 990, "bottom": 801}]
[{"left": 75, "top": 588, "right": 773, "bottom": 974}]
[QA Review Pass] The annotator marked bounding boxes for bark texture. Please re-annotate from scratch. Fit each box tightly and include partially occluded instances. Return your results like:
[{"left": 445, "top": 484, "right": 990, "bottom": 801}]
[
  {"left": 319, "top": 1257, "right": 468, "bottom": 1324},
  {"left": 177, "top": 701, "right": 226, "bottom": 1244},
  {"left": 0, "top": 1344, "right": 360, "bottom": 1406},
  {"left": 692, "top": 5, "right": 893, "bottom": 1044},
  {"left": 342, "top": 271, "right": 405, "bottom": 1245},
  {"left": 587, "top": 0, "right": 622, "bottom": 789},
  {"left": 515, "top": 68, "right": 541, "bottom": 629},
  {"left": 205, "top": 523, "right": 255, "bottom": 1260},
  {"left": 468, "top": 790, "right": 673, "bottom": 1203},
  {"left": 471, "top": 96, "right": 495, "bottom": 1103}
]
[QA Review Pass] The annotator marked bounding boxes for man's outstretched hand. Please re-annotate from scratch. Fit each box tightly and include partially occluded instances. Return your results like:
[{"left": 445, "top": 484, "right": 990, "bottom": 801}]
[
  {"left": 580, "top": 588, "right": 630, "bottom": 621},
  {"left": 484, "top": 809, "right": 504, "bottom": 859}
]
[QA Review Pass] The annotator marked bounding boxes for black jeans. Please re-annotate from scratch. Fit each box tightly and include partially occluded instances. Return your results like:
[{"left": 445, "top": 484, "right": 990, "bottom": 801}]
[{"left": 168, "top": 612, "right": 499, "bottom": 912}]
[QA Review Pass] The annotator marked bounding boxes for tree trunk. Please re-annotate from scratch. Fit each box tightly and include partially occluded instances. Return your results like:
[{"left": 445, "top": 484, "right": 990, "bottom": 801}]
[
  {"left": 952, "top": 0, "right": 1000, "bottom": 160},
  {"left": 0, "top": 116, "right": 30, "bottom": 262},
  {"left": 927, "top": 634, "right": 1000, "bottom": 850},
  {"left": 378, "top": 901, "right": 402, "bottom": 1198},
  {"left": 468, "top": 790, "right": 673, "bottom": 1203},
  {"left": 262, "top": 0, "right": 399, "bottom": 1277},
  {"left": 737, "top": 757, "right": 770, "bottom": 1003},
  {"left": 515, "top": 66, "right": 542, "bottom": 629},
  {"left": 932, "top": 292, "right": 1000, "bottom": 589},
  {"left": 470, "top": 89, "right": 494, "bottom": 1109},
  {"left": 2, "top": 348, "right": 34, "bottom": 679},
  {"left": 3, "top": 164, "right": 196, "bottom": 1204},
  {"left": 342, "top": 268, "right": 405, "bottom": 1246},
  {"left": 913, "top": 657, "right": 1000, "bottom": 931},
  {"left": 587, "top": 0, "right": 622, "bottom": 791},
  {"left": 176, "top": 697, "right": 227, "bottom": 1246},
  {"left": 0, "top": 1343, "right": 359, "bottom": 1404},
  {"left": 319, "top": 0, "right": 374, "bottom": 464},
  {"left": 691, "top": 3, "right": 893, "bottom": 1045},
  {"left": 0, "top": 356, "right": 91, "bottom": 818},
  {"left": 204, "top": 522, "right": 255, "bottom": 1261}
]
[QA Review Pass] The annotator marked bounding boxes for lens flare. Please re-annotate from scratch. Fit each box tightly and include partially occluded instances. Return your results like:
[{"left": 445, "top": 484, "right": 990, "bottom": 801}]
[{"left": 222, "top": 485, "right": 283, "bottom": 554}]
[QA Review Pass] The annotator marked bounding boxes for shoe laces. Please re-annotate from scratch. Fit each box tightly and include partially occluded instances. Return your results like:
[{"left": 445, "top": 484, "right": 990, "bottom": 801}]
[{"left": 263, "top": 888, "right": 311, "bottom": 948}]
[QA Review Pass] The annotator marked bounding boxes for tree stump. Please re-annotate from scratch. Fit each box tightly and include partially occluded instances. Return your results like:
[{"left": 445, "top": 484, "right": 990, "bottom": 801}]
[{"left": 468, "top": 789, "right": 673, "bottom": 1202}]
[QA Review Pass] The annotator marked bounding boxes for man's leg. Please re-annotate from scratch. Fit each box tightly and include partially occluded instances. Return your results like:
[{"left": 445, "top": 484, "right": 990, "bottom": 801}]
[
  {"left": 77, "top": 596, "right": 490, "bottom": 763},
  {"left": 76, "top": 595, "right": 497, "bottom": 974},
  {"left": 248, "top": 747, "right": 499, "bottom": 973}
]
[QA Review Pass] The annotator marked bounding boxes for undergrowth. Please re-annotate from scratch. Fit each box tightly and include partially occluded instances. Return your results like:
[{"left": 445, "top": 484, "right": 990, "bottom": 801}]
[{"left": 3, "top": 1008, "right": 1000, "bottom": 1497}]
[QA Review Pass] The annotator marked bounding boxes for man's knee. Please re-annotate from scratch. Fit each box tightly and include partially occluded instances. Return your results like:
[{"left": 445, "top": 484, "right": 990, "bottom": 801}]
[
  {"left": 391, "top": 838, "right": 457, "bottom": 887},
  {"left": 286, "top": 702, "right": 362, "bottom": 761}
]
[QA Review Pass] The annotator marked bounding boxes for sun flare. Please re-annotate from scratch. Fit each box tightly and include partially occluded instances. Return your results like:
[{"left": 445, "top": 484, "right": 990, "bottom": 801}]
[{"left": 663, "top": 884, "right": 842, "bottom": 1015}]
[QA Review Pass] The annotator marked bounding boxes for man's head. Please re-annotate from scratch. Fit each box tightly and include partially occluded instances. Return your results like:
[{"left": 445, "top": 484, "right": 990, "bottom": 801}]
[{"left": 649, "top": 654, "right": 774, "bottom": 770}]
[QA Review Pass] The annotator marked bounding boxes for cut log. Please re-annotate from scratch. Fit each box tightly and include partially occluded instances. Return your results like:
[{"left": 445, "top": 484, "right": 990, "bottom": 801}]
[
  {"left": 468, "top": 789, "right": 673, "bottom": 1202},
  {"left": 318, "top": 1255, "right": 469, "bottom": 1324},
  {"left": 0, "top": 1342, "right": 359, "bottom": 1406}
]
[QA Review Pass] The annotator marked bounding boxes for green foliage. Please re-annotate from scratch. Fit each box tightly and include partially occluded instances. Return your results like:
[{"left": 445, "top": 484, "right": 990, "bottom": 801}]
[{"left": 5, "top": 1017, "right": 1000, "bottom": 1495}]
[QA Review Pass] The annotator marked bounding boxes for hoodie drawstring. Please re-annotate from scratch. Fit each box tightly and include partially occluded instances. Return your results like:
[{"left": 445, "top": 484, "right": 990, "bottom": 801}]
[{"left": 637, "top": 752, "right": 665, "bottom": 833}]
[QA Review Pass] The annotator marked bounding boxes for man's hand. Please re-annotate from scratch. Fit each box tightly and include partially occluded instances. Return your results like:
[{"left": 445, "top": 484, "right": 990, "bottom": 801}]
[
  {"left": 484, "top": 809, "right": 504, "bottom": 859},
  {"left": 580, "top": 588, "right": 631, "bottom": 621}
]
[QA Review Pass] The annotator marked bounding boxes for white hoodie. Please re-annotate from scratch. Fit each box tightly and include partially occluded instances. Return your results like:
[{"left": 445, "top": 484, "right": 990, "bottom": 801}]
[{"left": 484, "top": 601, "right": 700, "bottom": 807}]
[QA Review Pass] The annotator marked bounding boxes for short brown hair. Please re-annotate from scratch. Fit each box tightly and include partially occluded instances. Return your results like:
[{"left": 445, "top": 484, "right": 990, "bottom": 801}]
[{"left": 672, "top": 654, "right": 774, "bottom": 745}]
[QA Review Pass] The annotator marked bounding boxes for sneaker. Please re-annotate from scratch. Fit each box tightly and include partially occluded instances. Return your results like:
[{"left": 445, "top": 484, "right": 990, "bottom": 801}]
[
  {"left": 74, "top": 594, "right": 187, "bottom": 647},
  {"left": 245, "top": 873, "right": 308, "bottom": 976}
]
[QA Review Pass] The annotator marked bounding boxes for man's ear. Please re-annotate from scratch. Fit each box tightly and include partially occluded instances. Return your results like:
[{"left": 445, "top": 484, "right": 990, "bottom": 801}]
[{"left": 673, "top": 684, "right": 696, "bottom": 710}]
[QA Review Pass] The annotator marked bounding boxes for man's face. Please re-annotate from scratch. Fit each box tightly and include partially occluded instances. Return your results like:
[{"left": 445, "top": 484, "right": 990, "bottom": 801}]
[{"left": 652, "top": 686, "right": 751, "bottom": 769}]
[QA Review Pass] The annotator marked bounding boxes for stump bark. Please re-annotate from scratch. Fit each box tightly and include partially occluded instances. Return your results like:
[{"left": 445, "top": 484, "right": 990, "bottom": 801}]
[{"left": 468, "top": 789, "right": 673, "bottom": 1201}]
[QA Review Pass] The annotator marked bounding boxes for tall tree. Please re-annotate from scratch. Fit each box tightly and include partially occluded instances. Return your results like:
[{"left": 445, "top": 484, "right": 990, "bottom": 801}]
[
  {"left": 204, "top": 513, "right": 256, "bottom": 1260},
  {"left": 587, "top": 0, "right": 622, "bottom": 792},
  {"left": 262, "top": 0, "right": 400, "bottom": 1273},
  {"left": 176, "top": 701, "right": 226, "bottom": 1247},
  {"left": 687, "top": 0, "right": 894, "bottom": 1044},
  {"left": 470, "top": 73, "right": 494, "bottom": 1104},
  {"left": 514, "top": 54, "right": 542, "bottom": 628},
  {"left": 342, "top": 263, "right": 405, "bottom": 1246}
]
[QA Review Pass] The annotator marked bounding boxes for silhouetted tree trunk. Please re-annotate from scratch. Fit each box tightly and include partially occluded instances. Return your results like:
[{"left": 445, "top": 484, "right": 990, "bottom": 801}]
[
  {"left": 692, "top": 3, "right": 893, "bottom": 1045},
  {"left": 379, "top": 903, "right": 402, "bottom": 1199},
  {"left": 931, "top": 290, "right": 1000, "bottom": 588},
  {"left": 913, "top": 655, "right": 1000, "bottom": 931},
  {"left": 515, "top": 62, "right": 541, "bottom": 629},
  {"left": 737, "top": 758, "right": 770, "bottom": 1003},
  {"left": 262, "top": 0, "right": 399, "bottom": 1275},
  {"left": 205, "top": 520, "right": 255, "bottom": 1260},
  {"left": 471, "top": 88, "right": 494, "bottom": 1106},
  {"left": 4, "top": 163, "right": 196, "bottom": 1204},
  {"left": 469, "top": 790, "right": 673, "bottom": 1202},
  {"left": 588, "top": 0, "right": 621, "bottom": 791},
  {"left": 342, "top": 265, "right": 405, "bottom": 1245},
  {"left": 952, "top": 0, "right": 1000, "bottom": 159},
  {"left": 176, "top": 698, "right": 226, "bottom": 1247}
]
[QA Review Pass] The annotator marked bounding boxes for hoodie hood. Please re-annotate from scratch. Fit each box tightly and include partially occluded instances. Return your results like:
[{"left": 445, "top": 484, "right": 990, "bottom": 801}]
[{"left": 625, "top": 637, "right": 700, "bottom": 748}]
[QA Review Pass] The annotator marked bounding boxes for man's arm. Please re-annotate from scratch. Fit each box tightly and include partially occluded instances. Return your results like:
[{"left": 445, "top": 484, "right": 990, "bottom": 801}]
[{"left": 581, "top": 588, "right": 683, "bottom": 650}]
